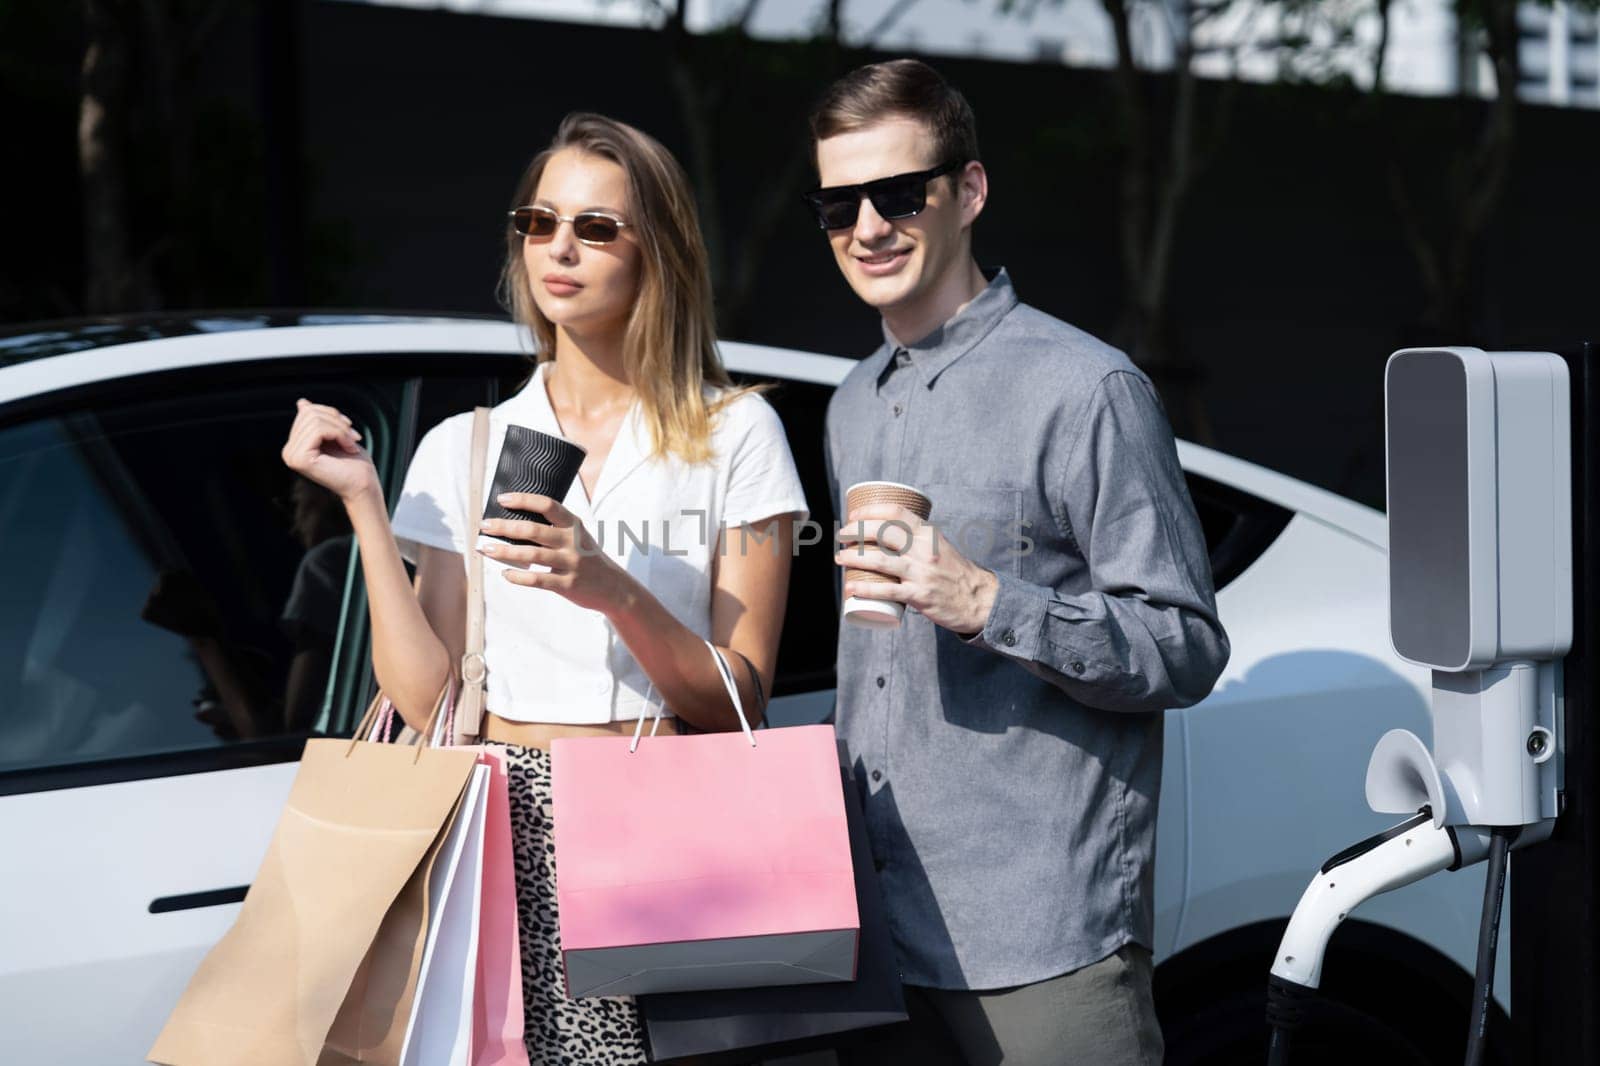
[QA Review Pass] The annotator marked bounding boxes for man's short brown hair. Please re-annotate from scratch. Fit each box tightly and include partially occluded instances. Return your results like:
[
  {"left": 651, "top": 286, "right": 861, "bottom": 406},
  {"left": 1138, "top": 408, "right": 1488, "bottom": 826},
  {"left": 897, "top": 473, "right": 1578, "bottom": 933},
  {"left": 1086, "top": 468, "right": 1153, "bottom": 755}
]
[{"left": 809, "top": 58, "right": 979, "bottom": 170}]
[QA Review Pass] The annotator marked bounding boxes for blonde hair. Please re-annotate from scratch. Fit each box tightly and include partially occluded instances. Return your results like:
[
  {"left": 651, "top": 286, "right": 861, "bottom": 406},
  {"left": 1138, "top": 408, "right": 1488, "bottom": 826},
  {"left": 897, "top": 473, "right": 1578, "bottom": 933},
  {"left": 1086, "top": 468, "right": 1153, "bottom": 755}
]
[{"left": 497, "top": 112, "right": 760, "bottom": 463}]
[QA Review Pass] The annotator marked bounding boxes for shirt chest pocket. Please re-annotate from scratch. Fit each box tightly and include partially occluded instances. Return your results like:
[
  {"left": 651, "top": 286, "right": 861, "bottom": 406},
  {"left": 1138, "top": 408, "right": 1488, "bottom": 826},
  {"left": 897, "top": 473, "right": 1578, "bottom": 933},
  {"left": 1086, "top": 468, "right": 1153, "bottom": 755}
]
[{"left": 920, "top": 483, "right": 1025, "bottom": 578}]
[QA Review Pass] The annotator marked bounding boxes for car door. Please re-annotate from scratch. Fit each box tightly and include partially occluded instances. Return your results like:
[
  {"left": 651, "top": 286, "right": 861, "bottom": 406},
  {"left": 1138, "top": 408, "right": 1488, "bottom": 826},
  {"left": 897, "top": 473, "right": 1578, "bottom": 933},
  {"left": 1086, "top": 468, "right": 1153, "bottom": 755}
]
[
  {"left": 741, "top": 370, "right": 840, "bottom": 728},
  {"left": 0, "top": 348, "right": 518, "bottom": 1064}
]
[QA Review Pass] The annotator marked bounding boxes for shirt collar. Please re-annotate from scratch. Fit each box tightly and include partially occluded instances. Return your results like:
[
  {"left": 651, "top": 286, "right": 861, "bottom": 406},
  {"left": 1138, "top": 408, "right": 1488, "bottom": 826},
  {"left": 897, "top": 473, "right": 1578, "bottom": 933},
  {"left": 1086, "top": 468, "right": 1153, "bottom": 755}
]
[
  {"left": 875, "top": 345, "right": 913, "bottom": 391},
  {"left": 512, "top": 360, "right": 652, "bottom": 516},
  {"left": 879, "top": 267, "right": 1017, "bottom": 388}
]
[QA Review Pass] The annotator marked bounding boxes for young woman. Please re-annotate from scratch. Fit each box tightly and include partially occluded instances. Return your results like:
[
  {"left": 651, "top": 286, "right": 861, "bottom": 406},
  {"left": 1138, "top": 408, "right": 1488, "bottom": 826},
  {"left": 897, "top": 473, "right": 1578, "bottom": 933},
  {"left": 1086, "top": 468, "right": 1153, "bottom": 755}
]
[{"left": 281, "top": 112, "right": 807, "bottom": 1064}]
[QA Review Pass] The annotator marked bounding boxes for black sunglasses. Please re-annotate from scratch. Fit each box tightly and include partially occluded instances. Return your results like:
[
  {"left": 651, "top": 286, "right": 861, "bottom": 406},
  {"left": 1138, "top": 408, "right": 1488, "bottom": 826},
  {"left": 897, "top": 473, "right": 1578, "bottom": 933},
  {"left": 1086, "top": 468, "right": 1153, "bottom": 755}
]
[
  {"left": 508, "top": 205, "right": 629, "bottom": 245},
  {"left": 802, "top": 159, "right": 966, "bottom": 231}
]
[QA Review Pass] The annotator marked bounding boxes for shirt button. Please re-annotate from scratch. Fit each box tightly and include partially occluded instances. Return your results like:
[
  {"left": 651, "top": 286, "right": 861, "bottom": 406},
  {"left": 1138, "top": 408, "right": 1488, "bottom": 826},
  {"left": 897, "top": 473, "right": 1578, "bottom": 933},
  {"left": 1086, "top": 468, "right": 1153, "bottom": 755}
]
[
  {"left": 1002, "top": 629, "right": 1017, "bottom": 647},
  {"left": 876, "top": 676, "right": 886, "bottom": 689},
  {"left": 892, "top": 404, "right": 903, "bottom": 417},
  {"left": 871, "top": 770, "right": 883, "bottom": 783},
  {"left": 1071, "top": 661, "right": 1086, "bottom": 675}
]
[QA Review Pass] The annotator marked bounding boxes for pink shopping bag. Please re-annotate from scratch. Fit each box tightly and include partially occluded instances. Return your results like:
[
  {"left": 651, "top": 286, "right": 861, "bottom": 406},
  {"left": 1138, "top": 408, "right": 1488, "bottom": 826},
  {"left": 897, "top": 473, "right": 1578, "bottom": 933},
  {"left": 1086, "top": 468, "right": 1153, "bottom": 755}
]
[
  {"left": 392, "top": 692, "right": 530, "bottom": 1066},
  {"left": 473, "top": 747, "right": 530, "bottom": 1066},
  {"left": 551, "top": 643, "right": 859, "bottom": 999}
]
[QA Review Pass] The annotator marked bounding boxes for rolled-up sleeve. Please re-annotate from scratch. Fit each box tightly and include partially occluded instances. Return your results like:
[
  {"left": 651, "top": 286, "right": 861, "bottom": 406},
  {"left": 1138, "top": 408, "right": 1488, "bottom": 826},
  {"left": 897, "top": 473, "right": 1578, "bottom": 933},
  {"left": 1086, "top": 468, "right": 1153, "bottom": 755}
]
[{"left": 965, "top": 371, "right": 1230, "bottom": 712}]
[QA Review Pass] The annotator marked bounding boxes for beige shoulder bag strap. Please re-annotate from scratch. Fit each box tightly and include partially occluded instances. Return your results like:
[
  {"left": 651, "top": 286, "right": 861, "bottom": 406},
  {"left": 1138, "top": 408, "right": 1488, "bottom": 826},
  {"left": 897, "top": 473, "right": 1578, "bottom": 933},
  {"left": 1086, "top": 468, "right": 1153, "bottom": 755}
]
[{"left": 455, "top": 406, "right": 491, "bottom": 745}]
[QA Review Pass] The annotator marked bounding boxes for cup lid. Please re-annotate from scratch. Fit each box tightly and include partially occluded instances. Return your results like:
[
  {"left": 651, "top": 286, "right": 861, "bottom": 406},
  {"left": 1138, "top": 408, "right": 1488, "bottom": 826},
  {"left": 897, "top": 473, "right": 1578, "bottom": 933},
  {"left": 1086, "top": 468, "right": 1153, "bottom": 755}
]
[
  {"left": 845, "top": 479, "right": 926, "bottom": 497},
  {"left": 505, "top": 420, "right": 588, "bottom": 455}
]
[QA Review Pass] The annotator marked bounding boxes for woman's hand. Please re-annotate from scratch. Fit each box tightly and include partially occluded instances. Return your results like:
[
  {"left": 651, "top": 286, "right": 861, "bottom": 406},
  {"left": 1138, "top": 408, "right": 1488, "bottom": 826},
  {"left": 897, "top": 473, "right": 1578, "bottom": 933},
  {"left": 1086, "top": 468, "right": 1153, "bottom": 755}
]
[
  {"left": 280, "top": 399, "right": 379, "bottom": 504},
  {"left": 479, "top": 493, "right": 631, "bottom": 614}
]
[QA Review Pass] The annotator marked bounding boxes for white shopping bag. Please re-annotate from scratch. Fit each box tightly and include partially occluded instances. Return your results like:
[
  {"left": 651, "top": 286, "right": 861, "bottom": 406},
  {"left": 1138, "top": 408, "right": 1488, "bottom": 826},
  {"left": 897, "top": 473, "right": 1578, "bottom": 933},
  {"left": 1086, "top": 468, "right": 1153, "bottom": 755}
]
[{"left": 400, "top": 763, "right": 491, "bottom": 1066}]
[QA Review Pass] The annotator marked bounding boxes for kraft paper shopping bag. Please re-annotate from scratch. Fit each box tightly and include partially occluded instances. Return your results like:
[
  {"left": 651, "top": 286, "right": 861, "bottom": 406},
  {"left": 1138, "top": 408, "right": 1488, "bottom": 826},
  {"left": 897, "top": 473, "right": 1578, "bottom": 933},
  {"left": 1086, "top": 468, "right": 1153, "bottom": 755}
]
[
  {"left": 318, "top": 807, "right": 450, "bottom": 1065},
  {"left": 148, "top": 736, "right": 479, "bottom": 1066}
]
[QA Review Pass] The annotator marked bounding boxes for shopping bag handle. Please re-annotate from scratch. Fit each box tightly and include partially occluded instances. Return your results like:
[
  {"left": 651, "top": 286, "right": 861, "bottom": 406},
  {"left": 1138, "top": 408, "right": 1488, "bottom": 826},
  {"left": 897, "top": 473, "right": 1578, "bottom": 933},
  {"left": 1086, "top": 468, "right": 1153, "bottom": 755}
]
[
  {"left": 347, "top": 683, "right": 454, "bottom": 762},
  {"left": 629, "top": 639, "right": 757, "bottom": 752}
]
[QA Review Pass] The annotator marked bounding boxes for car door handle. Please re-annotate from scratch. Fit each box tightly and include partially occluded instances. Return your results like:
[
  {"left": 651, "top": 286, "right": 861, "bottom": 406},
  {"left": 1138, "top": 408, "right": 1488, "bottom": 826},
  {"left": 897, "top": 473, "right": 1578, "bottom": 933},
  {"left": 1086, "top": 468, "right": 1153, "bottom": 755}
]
[{"left": 148, "top": 885, "right": 249, "bottom": 914}]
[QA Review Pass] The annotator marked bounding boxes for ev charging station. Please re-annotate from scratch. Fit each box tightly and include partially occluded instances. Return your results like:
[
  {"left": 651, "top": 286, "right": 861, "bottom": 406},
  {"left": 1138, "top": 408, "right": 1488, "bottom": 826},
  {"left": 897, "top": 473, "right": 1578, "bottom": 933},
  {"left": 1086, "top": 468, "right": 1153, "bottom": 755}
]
[{"left": 1264, "top": 347, "right": 1580, "bottom": 1066}]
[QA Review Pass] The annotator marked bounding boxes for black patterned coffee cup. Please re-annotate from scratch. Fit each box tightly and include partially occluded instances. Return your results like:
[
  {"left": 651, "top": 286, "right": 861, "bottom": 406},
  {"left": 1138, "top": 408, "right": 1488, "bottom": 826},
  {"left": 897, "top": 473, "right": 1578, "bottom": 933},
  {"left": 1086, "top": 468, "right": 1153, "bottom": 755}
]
[{"left": 481, "top": 424, "right": 587, "bottom": 542}]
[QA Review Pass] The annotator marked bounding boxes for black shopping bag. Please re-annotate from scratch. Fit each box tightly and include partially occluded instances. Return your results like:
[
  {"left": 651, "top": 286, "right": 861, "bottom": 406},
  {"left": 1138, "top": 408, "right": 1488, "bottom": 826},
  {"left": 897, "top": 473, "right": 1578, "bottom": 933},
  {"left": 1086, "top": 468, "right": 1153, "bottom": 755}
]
[{"left": 639, "top": 759, "right": 908, "bottom": 1062}]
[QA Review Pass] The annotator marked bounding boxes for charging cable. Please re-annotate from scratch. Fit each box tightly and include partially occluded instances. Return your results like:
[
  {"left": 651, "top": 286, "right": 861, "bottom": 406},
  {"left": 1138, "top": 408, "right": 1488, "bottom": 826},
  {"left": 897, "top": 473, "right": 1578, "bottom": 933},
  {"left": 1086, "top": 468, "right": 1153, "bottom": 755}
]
[{"left": 1462, "top": 828, "right": 1514, "bottom": 1066}]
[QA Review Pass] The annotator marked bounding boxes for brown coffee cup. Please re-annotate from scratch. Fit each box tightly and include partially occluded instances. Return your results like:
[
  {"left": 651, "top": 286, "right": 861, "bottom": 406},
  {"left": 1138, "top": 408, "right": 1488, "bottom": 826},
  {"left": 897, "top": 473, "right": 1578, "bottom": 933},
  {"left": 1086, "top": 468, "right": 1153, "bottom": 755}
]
[{"left": 841, "top": 480, "right": 932, "bottom": 629}]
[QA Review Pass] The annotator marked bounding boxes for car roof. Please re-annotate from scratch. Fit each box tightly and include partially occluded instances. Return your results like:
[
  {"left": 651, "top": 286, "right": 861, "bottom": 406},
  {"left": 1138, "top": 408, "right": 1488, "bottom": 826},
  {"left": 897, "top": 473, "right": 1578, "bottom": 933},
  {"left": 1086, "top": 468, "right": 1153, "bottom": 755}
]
[
  {"left": 0, "top": 311, "right": 498, "bottom": 367},
  {"left": 0, "top": 313, "right": 1383, "bottom": 545},
  {"left": 1178, "top": 440, "right": 1384, "bottom": 549},
  {"left": 0, "top": 316, "right": 854, "bottom": 402}
]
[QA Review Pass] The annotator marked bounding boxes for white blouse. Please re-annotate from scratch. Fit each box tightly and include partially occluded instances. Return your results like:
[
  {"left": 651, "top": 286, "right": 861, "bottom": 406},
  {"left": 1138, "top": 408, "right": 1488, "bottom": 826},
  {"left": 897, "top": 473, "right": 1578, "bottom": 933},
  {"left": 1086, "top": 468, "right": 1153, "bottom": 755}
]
[{"left": 390, "top": 361, "right": 809, "bottom": 724}]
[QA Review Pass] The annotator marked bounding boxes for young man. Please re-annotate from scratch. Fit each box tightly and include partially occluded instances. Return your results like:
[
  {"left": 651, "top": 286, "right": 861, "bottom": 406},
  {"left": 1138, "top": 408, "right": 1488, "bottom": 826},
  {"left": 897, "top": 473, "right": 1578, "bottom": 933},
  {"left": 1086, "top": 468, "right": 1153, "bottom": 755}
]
[{"left": 810, "top": 59, "right": 1231, "bottom": 1065}]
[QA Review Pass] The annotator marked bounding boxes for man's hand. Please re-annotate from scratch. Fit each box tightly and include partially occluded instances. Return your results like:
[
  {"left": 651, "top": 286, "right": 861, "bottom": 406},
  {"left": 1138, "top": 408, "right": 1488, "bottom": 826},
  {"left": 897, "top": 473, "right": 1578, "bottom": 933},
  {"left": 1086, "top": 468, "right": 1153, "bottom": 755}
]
[{"left": 834, "top": 503, "right": 999, "bottom": 637}]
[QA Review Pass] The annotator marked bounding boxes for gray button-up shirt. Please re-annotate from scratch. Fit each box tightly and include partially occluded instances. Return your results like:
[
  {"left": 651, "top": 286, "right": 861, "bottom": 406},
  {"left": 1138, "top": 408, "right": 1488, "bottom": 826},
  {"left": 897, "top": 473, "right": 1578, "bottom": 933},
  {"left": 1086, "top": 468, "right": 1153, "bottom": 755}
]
[{"left": 824, "top": 269, "right": 1230, "bottom": 990}]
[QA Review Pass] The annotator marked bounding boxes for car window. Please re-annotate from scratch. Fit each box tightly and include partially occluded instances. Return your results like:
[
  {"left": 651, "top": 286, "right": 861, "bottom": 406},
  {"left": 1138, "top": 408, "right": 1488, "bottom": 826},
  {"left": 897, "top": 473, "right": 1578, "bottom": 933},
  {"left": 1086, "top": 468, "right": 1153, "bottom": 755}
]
[
  {"left": 0, "top": 377, "right": 408, "bottom": 784},
  {"left": 0, "top": 350, "right": 531, "bottom": 792},
  {"left": 741, "top": 376, "right": 838, "bottom": 697},
  {"left": 1184, "top": 472, "right": 1293, "bottom": 589}
]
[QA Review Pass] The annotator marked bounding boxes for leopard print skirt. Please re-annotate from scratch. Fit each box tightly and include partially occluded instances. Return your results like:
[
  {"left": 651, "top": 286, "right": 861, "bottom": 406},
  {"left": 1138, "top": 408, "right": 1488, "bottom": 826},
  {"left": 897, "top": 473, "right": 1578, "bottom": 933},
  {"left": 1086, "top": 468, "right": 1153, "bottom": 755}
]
[{"left": 501, "top": 743, "right": 650, "bottom": 1065}]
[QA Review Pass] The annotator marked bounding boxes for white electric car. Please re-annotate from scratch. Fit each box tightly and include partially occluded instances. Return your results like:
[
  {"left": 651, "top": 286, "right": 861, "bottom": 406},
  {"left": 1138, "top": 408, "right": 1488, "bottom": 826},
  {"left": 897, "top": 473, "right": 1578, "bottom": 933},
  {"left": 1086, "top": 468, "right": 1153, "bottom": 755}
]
[{"left": 0, "top": 315, "right": 1504, "bottom": 1064}]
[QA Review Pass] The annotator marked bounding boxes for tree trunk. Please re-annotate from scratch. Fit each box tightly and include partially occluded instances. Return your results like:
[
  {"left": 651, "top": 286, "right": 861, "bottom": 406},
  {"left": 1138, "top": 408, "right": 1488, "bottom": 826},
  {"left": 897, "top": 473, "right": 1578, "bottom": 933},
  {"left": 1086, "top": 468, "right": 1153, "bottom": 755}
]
[
  {"left": 1432, "top": 0, "right": 1518, "bottom": 335},
  {"left": 1101, "top": 0, "right": 1216, "bottom": 443},
  {"left": 80, "top": 0, "right": 149, "bottom": 313},
  {"left": 661, "top": 0, "right": 849, "bottom": 338},
  {"left": 662, "top": 4, "right": 729, "bottom": 323},
  {"left": 1378, "top": 0, "right": 1519, "bottom": 341}
]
